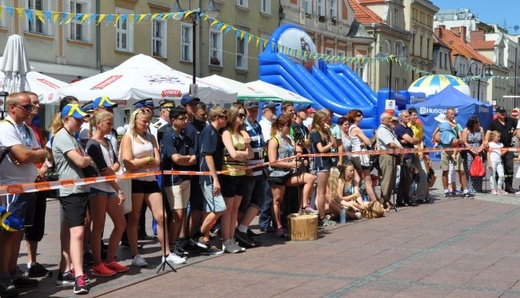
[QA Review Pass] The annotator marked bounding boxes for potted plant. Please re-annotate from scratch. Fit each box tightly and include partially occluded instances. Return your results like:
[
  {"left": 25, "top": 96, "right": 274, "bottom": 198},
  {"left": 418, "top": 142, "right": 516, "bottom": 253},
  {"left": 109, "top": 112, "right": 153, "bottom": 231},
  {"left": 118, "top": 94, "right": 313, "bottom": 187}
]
[
  {"left": 318, "top": 15, "right": 326, "bottom": 22},
  {"left": 210, "top": 57, "right": 220, "bottom": 65},
  {"left": 331, "top": 17, "right": 337, "bottom": 25}
]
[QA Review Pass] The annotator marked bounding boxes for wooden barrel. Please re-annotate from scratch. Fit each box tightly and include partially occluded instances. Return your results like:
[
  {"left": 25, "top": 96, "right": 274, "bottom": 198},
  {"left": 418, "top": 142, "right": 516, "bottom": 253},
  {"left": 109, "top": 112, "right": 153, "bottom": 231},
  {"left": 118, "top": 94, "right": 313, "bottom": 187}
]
[{"left": 287, "top": 213, "right": 318, "bottom": 241}]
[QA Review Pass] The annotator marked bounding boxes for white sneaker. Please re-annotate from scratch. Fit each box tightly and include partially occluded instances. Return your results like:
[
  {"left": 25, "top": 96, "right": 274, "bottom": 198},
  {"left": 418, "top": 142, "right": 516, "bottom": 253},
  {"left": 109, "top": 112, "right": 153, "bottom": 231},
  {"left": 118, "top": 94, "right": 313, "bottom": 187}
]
[
  {"left": 163, "top": 253, "right": 187, "bottom": 265},
  {"left": 131, "top": 254, "right": 148, "bottom": 267}
]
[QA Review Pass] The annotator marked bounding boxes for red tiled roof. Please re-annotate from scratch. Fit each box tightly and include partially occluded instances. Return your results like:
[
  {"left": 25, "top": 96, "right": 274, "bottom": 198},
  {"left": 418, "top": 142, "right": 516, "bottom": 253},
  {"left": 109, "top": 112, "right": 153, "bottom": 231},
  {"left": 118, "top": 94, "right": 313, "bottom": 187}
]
[
  {"left": 348, "top": 0, "right": 383, "bottom": 25},
  {"left": 358, "top": 0, "right": 385, "bottom": 3},
  {"left": 435, "top": 27, "right": 493, "bottom": 64}
]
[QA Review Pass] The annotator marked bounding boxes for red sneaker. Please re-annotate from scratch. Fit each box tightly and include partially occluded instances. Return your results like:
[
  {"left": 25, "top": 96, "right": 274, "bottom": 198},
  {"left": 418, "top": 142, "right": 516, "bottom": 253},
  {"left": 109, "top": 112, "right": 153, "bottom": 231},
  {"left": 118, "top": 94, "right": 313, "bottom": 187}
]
[
  {"left": 105, "top": 261, "right": 129, "bottom": 273},
  {"left": 91, "top": 263, "right": 116, "bottom": 277}
]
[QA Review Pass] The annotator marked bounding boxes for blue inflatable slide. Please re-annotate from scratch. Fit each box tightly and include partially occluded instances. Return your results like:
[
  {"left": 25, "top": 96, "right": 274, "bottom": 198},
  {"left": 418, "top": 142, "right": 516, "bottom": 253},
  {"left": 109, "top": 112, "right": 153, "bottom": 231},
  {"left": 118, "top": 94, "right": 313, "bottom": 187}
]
[{"left": 259, "top": 24, "right": 379, "bottom": 132}]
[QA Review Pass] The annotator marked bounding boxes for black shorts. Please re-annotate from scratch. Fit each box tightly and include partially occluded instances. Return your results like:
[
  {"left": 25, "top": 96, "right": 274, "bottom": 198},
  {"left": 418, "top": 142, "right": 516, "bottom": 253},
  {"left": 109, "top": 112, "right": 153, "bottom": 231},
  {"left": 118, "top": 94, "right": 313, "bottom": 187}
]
[
  {"left": 24, "top": 190, "right": 50, "bottom": 241},
  {"left": 132, "top": 179, "right": 161, "bottom": 194},
  {"left": 268, "top": 173, "right": 292, "bottom": 186},
  {"left": 239, "top": 175, "right": 267, "bottom": 213},
  {"left": 5, "top": 193, "right": 36, "bottom": 227},
  {"left": 220, "top": 175, "right": 246, "bottom": 198},
  {"left": 59, "top": 193, "right": 89, "bottom": 228}
]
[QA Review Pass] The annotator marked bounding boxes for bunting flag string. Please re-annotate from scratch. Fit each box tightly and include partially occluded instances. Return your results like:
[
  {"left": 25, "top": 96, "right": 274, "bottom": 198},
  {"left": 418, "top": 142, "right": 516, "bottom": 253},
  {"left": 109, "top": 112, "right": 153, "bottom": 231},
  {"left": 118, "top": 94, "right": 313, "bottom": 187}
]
[{"left": 2, "top": 5, "right": 520, "bottom": 81}]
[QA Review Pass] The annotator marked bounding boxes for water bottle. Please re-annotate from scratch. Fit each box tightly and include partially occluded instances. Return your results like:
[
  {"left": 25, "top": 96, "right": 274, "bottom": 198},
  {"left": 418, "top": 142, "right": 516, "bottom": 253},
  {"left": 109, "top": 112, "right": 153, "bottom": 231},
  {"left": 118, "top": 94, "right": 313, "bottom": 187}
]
[{"left": 340, "top": 207, "right": 346, "bottom": 224}]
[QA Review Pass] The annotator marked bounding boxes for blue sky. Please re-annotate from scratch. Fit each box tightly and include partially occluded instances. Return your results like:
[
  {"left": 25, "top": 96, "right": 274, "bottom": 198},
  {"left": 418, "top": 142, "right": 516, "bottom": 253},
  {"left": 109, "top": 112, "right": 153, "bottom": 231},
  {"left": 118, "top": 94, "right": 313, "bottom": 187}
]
[{"left": 433, "top": 0, "right": 520, "bottom": 34}]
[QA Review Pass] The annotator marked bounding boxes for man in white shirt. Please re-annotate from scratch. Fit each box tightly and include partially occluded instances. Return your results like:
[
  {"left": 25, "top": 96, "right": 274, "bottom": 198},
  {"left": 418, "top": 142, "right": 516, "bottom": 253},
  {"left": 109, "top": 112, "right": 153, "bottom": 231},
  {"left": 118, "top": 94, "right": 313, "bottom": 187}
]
[
  {"left": 258, "top": 102, "right": 278, "bottom": 142},
  {"left": 0, "top": 92, "right": 47, "bottom": 296},
  {"left": 376, "top": 112, "right": 403, "bottom": 209}
]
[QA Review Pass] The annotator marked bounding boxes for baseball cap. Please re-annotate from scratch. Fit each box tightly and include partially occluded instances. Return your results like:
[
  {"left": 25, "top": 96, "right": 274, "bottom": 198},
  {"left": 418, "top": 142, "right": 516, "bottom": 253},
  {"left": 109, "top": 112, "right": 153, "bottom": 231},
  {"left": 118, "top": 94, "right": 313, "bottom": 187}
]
[
  {"left": 61, "top": 104, "right": 88, "bottom": 119},
  {"left": 133, "top": 98, "right": 155, "bottom": 109},
  {"left": 262, "top": 101, "right": 278, "bottom": 110},
  {"left": 180, "top": 94, "right": 200, "bottom": 106},
  {"left": 295, "top": 104, "right": 311, "bottom": 113},
  {"left": 244, "top": 100, "right": 259, "bottom": 110},
  {"left": 81, "top": 101, "right": 94, "bottom": 113},
  {"left": 93, "top": 96, "right": 117, "bottom": 109},
  {"left": 496, "top": 106, "right": 506, "bottom": 113}
]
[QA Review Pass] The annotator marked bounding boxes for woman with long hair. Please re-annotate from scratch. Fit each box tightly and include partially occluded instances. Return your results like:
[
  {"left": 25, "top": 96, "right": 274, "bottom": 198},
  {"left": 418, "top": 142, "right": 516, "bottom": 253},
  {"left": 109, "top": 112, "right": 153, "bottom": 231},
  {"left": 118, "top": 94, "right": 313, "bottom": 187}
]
[
  {"left": 120, "top": 108, "right": 186, "bottom": 267},
  {"left": 85, "top": 110, "right": 128, "bottom": 276},
  {"left": 462, "top": 116, "right": 484, "bottom": 193},
  {"left": 336, "top": 163, "right": 364, "bottom": 218},
  {"left": 347, "top": 109, "right": 377, "bottom": 202},
  {"left": 309, "top": 110, "right": 337, "bottom": 226},
  {"left": 51, "top": 104, "right": 91, "bottom": 294},
  {"left": 267, "top": 115, "right": 315, "bottom": 237},
  {"left": 220, "top": 103, "right": 253, "bottom": 253}
]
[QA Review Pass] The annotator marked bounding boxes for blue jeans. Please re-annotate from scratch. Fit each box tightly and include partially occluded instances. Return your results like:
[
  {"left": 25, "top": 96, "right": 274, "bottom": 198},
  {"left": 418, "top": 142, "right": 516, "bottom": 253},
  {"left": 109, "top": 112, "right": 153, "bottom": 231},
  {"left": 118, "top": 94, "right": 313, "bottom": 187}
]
[{"left": 258, "top": 180, "right": 274, "bottom": 230}]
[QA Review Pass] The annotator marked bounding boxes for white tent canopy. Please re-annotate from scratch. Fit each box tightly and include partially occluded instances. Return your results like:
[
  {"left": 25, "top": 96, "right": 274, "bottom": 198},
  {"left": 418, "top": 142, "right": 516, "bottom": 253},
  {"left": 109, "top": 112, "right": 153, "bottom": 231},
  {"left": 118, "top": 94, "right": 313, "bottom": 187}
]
[
  {"left": 57, "top": 54, "right": 236, "bottom": 106},
  {"left": 0, "top": 71, "right": 68, "bottom": 104},
  {"left": 245, "top": 80, "right": 313, "bottom": 104},
  {"left": 202, "top": 74, "right": 281, "bottom": 102}
]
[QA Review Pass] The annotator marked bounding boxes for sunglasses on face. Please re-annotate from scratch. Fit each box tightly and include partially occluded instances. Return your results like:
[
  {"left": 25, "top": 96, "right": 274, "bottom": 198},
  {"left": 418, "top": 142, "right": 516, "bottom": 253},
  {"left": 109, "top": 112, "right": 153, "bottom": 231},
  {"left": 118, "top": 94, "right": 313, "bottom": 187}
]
[
  {"left": 15, "top": 104, "right": 34, "bottom": 112},
  {"left": 218, "top": 115, "right": 228, "bottom": 120},
  {"left": 238, "top": 113, "right": 246, "bottom": 119}
]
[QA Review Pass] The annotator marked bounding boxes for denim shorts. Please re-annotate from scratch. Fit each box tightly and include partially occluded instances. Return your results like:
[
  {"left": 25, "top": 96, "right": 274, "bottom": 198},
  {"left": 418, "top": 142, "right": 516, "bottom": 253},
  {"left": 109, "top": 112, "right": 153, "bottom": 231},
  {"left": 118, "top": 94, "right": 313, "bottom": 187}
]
[
  {"left": 89, "top": 187, "right": 118, "bottom": 199},
  {"left": 200, "top": 179, "right": 226, "bottom": 213}
]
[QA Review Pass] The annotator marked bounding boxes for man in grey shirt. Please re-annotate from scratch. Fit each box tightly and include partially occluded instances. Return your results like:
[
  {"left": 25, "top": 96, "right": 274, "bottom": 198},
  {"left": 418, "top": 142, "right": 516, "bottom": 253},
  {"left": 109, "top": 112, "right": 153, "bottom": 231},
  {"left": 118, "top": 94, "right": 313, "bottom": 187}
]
[{"left": 376, "top": 113, "right": 403, "bottom": 209}]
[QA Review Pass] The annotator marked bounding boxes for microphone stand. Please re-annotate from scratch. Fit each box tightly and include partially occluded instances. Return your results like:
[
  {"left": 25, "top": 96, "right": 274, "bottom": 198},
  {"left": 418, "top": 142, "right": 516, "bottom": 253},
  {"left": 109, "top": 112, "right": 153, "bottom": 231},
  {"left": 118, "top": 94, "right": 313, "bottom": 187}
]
[{"left": 157, "top": 151, "right": 176, "bottom": 273}]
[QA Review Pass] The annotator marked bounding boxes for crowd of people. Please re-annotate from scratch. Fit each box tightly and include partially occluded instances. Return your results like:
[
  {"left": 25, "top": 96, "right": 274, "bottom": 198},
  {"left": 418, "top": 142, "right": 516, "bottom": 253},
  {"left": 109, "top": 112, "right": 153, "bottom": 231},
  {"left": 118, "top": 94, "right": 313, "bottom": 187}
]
[{"left": 0, "top": 91, "right": 519, "bottom": 296}]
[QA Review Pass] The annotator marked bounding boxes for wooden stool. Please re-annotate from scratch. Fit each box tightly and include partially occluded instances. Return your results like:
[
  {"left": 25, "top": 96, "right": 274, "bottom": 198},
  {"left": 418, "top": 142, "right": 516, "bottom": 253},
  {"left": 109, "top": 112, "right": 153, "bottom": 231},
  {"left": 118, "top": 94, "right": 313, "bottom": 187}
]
[{"left": 287, "top": 213, "right": 318, "bottom": 241}]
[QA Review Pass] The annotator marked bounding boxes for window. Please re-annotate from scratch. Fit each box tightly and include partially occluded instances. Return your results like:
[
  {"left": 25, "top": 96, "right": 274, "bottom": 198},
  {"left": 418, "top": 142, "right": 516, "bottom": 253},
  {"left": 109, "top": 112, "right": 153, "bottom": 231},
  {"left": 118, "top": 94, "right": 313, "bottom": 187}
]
[
  {"left": 337, "top": 50, "right": 345, "bottom": 62},
  {"left": 209, "top": 29, "right": 223, "bottom": 66},
  {"left": 419, "top": 36, "right": 423, "bottom": 58},
  {"left": 444, "top": 53, "right": 448, "bottom": 69},
  {"left": 260, "top": 0, "right": 271, "bottom": 13},
  {"left": 152, "top": 19, "right": 167, "bottom": 57},
  {"left": 181, "top": 23, "right": 193, "bottom": 62},
  {"left": 236, "top": 0, "right": 248, "bottom": 8},
  {"left": 27, "top": 0, "right": 51, "bottom": 35},
  {"left": 354, "top": 63, "right": 364, "bottom": 78},
  {"left": 393, "top": 8, "right": 398, "bottom": 26},
  {"left": 303, "top": 0, "right": 312, "bottom": 14},
  {"left": 115, "top": 7, "right": 134, "bottom": 52},
  {"left": 236, "top": 36, "right": 248, "bottom": 69},
  {"left": 317, "top": 0, "right": 324, "bottom": 16},
  {"left": 329, "top": 0, "right": 337, "bottom": 19},
  {"left": 68, "top": 0, "right": 90, "bottom": 41},
  {"left": 426, "top": 38, "right": 430, "bottom": 59},
  {"left": 0, "top": 0, "right": 8, "bottom": 28},
  {"left": 325, "top": 47, "right": 333, "bottom": 63}
]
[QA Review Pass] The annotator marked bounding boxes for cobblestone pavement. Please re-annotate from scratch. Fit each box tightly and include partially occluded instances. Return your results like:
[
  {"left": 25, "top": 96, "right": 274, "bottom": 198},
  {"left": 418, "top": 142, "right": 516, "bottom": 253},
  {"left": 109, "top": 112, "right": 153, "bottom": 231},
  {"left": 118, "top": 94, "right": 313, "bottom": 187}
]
[{"left": 14, "top": 165, "right": 520, "bottom": 297}]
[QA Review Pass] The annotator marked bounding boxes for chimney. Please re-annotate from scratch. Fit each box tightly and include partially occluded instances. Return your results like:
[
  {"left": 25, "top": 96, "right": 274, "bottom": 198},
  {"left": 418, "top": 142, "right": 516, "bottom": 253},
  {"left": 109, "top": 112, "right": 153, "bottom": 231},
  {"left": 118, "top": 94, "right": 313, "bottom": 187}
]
[
  {"left": 460, "top": 26, "right": 467, "bottom": 42},
  {"left": 435, "top": 27, "right": 442, "bottom": 39}
]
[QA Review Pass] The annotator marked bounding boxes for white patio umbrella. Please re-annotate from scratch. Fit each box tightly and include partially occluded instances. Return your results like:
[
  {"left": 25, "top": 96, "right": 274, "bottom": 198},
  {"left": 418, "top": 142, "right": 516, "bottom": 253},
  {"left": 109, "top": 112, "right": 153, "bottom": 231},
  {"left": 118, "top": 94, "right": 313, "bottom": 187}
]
[
  {"left": 0, "top": 71, "right": 68, "bottom": 104},
  {"left": 245, "top": 80, "right": 313, "bottom": 104},
  {"left": 0, "top": 34, "right": 31, "bottom": 113},
  {"left": 58, "top": 54, "right": 236, "bottom": 106}
]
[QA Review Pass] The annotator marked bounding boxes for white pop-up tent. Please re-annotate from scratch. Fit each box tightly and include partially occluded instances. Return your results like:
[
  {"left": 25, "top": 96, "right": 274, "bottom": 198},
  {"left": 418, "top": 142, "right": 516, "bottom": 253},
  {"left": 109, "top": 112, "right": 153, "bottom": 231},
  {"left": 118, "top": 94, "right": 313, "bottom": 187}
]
[
  {"left": 0, "top": 71, "right": 68, "bottom": 104},
  {"left": 58, "top": 54, "right": 236, "bottom": 106},
  {"left": 245, "top": 80, "right": 313, "bottom": 104}
]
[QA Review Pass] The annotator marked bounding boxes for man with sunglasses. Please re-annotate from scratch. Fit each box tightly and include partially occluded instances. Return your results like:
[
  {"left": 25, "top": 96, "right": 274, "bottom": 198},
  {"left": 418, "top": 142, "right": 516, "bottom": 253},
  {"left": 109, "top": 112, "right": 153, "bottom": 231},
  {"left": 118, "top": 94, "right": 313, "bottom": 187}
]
[
  {"left": 181, "top": 94, "right": 200, "bottom": 123},
  {"left": 161, "top": 107, "right": 195, "bottom": 261},
  {"left": 0, "top": 92, "right": 47, "bottom": 297}
]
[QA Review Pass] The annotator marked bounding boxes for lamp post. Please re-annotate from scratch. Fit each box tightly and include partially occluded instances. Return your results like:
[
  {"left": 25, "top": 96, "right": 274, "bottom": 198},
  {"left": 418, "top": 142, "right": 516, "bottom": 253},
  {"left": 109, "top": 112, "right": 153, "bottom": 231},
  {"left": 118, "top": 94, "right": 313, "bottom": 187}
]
[
  {"left": 171, "top": 0, "right": 219, "bottom": 92},
  {"left": 468, "top": 62, "right": 492, "bottom": 102}
]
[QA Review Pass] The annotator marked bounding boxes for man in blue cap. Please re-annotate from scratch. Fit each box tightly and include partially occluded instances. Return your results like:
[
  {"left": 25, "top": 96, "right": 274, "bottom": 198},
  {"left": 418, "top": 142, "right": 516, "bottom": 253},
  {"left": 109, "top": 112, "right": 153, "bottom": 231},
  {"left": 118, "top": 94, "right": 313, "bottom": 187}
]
[{"left": 181, "top": 94, "right": 200, "bottom": 122}]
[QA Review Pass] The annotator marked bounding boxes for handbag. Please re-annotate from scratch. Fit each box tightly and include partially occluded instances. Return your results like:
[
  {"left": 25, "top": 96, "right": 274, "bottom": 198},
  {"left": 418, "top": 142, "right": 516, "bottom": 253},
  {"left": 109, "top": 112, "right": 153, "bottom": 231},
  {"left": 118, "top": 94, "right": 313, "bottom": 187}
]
[
  {"left": 469, "top": 155, "right": 485, "bottom": 177},
  {"left": 359, "top": 147, "right": 373, "bottom": 167},
  {"left": 362, "top": 201, "right": 384, "bottom": 219}
]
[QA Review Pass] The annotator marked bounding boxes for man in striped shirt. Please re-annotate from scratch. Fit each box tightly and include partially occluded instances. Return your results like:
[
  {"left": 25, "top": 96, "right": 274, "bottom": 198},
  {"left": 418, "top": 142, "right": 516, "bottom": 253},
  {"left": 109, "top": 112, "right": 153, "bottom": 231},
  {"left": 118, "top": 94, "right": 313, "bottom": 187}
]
[{"left": 235, "top": 100, "right": 266, "bottom": 247}]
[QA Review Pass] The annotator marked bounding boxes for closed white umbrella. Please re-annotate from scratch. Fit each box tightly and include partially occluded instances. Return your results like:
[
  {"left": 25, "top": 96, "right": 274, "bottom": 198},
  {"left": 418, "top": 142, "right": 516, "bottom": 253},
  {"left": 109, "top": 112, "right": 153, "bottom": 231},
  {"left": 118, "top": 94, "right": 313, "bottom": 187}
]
[{"left": 0, "top": 34, "right": 31, "bottom": 114}]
